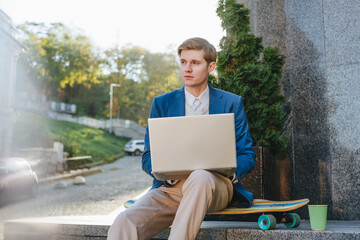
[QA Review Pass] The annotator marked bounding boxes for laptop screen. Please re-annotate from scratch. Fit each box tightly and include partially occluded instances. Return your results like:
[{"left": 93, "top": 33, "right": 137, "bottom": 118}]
[{"left": 148, "top": 113, "right": 237, "bottom": 180}]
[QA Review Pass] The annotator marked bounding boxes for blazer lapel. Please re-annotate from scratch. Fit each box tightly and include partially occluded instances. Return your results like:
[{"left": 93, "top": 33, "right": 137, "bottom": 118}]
[
  {"left": 171, "top": 86, "right": 185, "bottom": 117},
  {"left": 209, "top": 84, "right": 224, "bottom": 114}
]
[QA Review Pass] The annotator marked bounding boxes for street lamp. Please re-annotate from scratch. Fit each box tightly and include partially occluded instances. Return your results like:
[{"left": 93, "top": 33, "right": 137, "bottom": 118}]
[{"left": 109, "top": 83, "right": 120, "bottom": 134}]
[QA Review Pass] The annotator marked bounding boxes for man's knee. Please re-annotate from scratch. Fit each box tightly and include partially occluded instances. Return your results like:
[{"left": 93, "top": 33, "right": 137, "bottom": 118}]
[
  {"left": 189, "top": 169, "right": 215, "bottom": 182},
  {"left": 183, "top": 170, "right": 216, "bottom": 192}
]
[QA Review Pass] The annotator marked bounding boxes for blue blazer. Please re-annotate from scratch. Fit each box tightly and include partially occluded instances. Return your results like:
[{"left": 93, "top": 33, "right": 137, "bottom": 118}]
[{"left": 142, "top": 84, "right": 256, "bottom": 206}]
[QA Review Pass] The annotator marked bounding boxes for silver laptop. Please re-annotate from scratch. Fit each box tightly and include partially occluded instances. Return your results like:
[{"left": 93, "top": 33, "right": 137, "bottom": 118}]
[{"left": 148, "top": 113, "right": 237, "bottom": 181}]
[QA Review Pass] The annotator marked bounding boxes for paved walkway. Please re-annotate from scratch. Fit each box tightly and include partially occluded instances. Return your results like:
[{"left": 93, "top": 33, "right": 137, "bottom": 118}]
[{"left": 0, "top": 156, "right": 152, "bottom": 240}]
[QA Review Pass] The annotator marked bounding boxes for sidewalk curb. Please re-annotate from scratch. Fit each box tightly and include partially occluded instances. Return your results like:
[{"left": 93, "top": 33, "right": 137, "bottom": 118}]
[{"left": 38, "top": 168, "right": 103, "bottom": 184}]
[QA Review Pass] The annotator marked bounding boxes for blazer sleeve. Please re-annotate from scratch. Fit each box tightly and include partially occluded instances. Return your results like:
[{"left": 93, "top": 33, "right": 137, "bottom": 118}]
[
  {"left": 142, "top": 97, "right": 160, "bottom": 179},
  {"left": 234, "top": 96, "right": 256, "bottom": 180}
]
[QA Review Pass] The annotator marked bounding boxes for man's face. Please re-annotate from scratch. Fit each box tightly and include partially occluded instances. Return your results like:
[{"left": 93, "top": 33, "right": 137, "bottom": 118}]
[{"left": 179, "top": 49, "right": 215, "bottom": 92}]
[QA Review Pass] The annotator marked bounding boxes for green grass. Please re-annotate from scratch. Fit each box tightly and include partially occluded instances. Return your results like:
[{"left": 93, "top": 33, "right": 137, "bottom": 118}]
[{"left": 13, "top": 111, "right": 130, "bottom": 163}]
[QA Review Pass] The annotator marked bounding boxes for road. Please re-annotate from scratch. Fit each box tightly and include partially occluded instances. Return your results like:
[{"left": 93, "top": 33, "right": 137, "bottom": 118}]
[{"left": 0, "top": 156, "right": 152, "bottom": 240}]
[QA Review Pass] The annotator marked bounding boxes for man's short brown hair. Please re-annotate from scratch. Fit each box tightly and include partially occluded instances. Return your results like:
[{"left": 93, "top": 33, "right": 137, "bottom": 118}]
[{"left": 177, "top": 37, "right": 217, "bottom": 64}]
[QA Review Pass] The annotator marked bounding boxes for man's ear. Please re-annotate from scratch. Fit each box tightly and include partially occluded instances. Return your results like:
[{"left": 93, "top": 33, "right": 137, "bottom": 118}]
[{"left": 208, "top": 62, "right": 216, "bottom": 73}]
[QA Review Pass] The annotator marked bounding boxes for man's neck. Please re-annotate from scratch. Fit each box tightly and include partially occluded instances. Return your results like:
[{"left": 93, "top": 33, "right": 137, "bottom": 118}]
[{"left": 185, "top": 83, "right": 208, "bottom": 97}]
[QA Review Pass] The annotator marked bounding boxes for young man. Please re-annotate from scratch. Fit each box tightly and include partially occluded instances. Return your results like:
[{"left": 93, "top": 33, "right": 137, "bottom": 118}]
[{"left": 108, "top": 37, "right": 255, "bottom": 240}]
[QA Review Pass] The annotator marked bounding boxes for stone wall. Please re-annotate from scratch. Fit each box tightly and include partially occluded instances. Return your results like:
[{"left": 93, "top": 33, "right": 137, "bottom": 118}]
[
  {"left": 14, "top": 147, "right": 60, "bottom": 178},
  {"left": 238, "top": 0, "right": 360, "bottom": 220}
]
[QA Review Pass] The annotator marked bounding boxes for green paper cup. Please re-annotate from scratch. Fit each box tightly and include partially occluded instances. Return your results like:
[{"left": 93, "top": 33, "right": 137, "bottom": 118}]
[{"left": 308, "top": 205, "right": 328, "bottom": 231}]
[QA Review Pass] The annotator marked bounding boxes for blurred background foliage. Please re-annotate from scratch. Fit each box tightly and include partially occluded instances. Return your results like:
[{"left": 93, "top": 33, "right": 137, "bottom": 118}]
[
  {"left": 17, "top": 22, "right": 183, "bottom": 126},
  {"left": 211, "top": 0, "right": 288, "bottom": 153}
]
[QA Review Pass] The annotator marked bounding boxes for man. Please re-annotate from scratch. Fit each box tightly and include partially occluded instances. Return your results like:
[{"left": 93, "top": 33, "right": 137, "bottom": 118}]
[{"left": 108, "top": 37, "right": 255, "bottom": 240}]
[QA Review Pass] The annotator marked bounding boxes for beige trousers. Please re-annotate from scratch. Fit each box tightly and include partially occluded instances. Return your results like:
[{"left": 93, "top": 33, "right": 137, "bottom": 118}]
[{"left": 107, "top": 169, "right": 233, "bottom": 240}]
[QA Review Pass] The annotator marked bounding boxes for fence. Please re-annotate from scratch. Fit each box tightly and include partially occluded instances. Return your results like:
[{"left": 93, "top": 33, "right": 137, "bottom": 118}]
[{"left": 46, "top": 111, "right": 146, "bottom": 139}]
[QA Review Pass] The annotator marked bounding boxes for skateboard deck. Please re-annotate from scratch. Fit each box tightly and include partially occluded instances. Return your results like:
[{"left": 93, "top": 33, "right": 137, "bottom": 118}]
[
  {"left": 210, "top": 198, "right": 309, "bottom": 215},
  {"left": 124, "top": 198, "right": 309, "bottom": 230}
]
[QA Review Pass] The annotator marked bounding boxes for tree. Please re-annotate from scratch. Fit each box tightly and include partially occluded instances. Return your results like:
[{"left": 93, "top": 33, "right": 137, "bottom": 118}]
[
  {"left": 103, "top": 45, "right": 146, "bottom": 120},
  {"left": 212, "top": 0, "right": 287, "bottom": 153},
  {"left": 18, "top": 22, "right": 102, "bottom": 102},
  {"left": 137, "top": 51, "right": 182, "bottom": 125},
  {"left": 103, "top": 46, "right": 182, "bottom": 125}
]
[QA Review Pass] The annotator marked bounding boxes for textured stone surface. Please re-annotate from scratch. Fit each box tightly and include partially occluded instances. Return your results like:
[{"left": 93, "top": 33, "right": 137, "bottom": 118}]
[
  {"left": 323, "top": 0, "right": 360, "bottom": 67},
  {"left": 4, "top": 216, "right": 111, "bottom": 240},
  {"left": 228, "top": 230, "right": 360, "bottom": 240},
  {"left": 327, "top": 64, "right": 360, "bottom": 220},
  {"left": 327, "top": 65, "right": 360, "bottom": 151},
  {"left": 239, "top": 0, "right": 360, "bottom": 221},
  {"left": 287, "top": 64, "right": 332, "bottom": 218},
  {"left": 322, "top": 1, "right": 360, "bottom": 221},
  {"left": 285, "top": 0, "right": 326, "bottom": 54},
  {"left": 284, "top": 0, "right": 332, "bottom": 218},
  {"left": 55, "top": 237, "right": 105, "bottom": 240},
  {"left": 238, "top": 0, "right": 286, "bottom": 52},
  {"left": 151, "top": 221, "right": 232, "bottom": 239},
  {"left": 4, "top": 218, "right": 360, "bottom": 240}
]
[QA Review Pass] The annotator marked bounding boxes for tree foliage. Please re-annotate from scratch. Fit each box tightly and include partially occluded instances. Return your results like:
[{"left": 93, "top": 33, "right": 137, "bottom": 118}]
[
  {"left": 138, "top": 51, "right": 182, "bottom": 125},
  {"left": 18, "top": 23, "right": 182, "bottom": 125},
  {"left": 212, "top": 0, "right": 288, "bottom": 153},
  {"left": 105, "top": 48, "right": 182, "bottom": 125},
  {"left": 102, "top": 45, "right": 145, "bottom": 120},
  {"left": 19, "top": 23, "right": 102, "bottom": 102}
]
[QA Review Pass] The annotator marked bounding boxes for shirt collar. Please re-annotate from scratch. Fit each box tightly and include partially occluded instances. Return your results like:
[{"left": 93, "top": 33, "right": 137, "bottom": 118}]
[{"left": 184, "top": 85, "right": 209, "bottom": 105}]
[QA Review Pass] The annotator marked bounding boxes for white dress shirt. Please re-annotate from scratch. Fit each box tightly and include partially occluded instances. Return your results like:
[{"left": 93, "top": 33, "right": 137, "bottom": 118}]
[
  {"left": 166, "top": 86, "right": 210, "bottom": 185},
  {"left": 184, "top": 85, "right": 209, "bottom": 116}
]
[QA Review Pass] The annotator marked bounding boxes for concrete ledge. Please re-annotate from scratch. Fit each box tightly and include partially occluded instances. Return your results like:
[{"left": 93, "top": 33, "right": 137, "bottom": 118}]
[
  {"left": 4, "top": 216, "right": 111, "bottom": 240},
  {"left": 4, "top": 188, "right": 360, "bottom": 239},
  {"left": 4, "top": 217, "right": 360, "bottom": 240},
  {"left": 153, "top": 221, "right": 360, "bottom": 240}
]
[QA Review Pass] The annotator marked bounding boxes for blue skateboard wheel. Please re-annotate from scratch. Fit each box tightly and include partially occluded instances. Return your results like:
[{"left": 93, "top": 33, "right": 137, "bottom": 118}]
[
  {"left": 258, "top": 214, "right": 277, "bottom": 230},
  {"left": 124, "top": 200, "right": 136, "bottom": 208},
  {"left": 284, "top": 213, "right": 301, "bottom": 228}
]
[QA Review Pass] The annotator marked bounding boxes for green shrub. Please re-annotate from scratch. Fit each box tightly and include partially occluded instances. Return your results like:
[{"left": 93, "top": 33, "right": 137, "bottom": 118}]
[
  {"left": 211, "top": 0, "right": 288, "bottom": 153},
  {"left": 69, "top": 97, "right": 108, "bottom": 119},
  {"left": 13, "top": 111, "right": 129, "bottom": 163}
]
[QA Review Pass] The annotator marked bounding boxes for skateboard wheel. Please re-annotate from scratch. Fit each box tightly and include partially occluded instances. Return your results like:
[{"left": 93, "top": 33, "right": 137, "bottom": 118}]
[
  {"left": 124, "top": 200, "right": 136, "bottom": 208},
  {"left": 258, "top": 214, "right": 277, "bottom": 230},
  {"left": 284, "top": 213, "right": 301, "bottom": 228}
]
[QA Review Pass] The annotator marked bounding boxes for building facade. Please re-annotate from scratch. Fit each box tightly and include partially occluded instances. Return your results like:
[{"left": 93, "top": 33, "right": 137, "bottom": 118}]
[{"left": 0, "top": 9, "right": 23, "bottom": 157}]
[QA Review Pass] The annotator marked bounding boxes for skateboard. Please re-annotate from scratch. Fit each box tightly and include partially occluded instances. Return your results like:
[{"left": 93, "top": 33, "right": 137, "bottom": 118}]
[{"left": 124, "top": 198, "right": 309, "bottom": 230}]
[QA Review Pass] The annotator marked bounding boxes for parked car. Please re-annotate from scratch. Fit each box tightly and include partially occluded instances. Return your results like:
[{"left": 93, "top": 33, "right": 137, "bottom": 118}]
[
  {"left": 124, "top": 140, "right": 145, "bottom": 156},
  {"left": 0, "top": 157, "right": 38, "bottom": 206}
]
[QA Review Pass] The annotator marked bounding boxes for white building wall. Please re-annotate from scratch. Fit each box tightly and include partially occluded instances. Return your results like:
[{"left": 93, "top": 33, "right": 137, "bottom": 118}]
[{"left": 0, "top": 9, "right": 23, "bottom": 157}]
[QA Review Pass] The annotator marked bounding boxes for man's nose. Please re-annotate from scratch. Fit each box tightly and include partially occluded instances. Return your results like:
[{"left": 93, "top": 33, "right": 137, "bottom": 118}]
[{"left": 185, "top": 63, "right": 192, "bottom": 72}]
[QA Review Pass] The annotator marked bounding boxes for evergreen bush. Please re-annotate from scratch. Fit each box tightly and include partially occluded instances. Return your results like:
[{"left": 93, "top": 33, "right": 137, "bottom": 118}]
[{"left": 211, "top": 0, "right": 288, "bottom": 153}]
